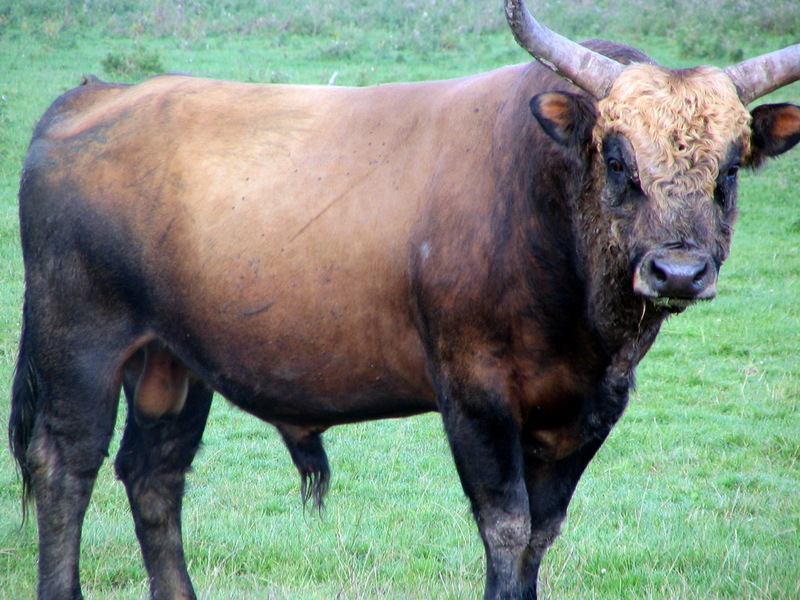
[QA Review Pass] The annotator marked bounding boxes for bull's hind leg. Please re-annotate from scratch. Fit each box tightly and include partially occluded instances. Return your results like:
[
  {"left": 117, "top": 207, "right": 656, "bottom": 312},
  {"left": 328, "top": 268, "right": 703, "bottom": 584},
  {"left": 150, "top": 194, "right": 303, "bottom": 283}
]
[
  {"left": 115, "top": 346, "right": 213, "bottom": 600},
  {"left": 14, "top": 328, "right": 128, "bottom": 600}
]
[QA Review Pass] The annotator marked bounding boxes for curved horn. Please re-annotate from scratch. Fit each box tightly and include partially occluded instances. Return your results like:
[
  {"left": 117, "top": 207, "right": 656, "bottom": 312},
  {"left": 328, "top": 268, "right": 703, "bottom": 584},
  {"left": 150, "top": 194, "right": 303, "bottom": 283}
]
[
  {"left": 724, "top": 44, "right": 800, "bottom": 105},
  {"left": 505, "top": 0, "right": 625, "bottom": 99}
]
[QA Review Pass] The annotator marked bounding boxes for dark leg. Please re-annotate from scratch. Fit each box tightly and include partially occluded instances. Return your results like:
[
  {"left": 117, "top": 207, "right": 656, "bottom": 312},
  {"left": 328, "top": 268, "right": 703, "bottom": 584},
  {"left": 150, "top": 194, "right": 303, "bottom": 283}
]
[
  {"left": 519, "top": 434, "right": 609, "bottom": 598},
  {"left": 438, "top": 367, "right": 611, "bottom": 600},
  {"left": 24, "top": 349, "right": 123, "bottom": 600},
  {"left": 437, "top": 378, "right": 534, "bottom": 600},
  {"left": 115, "top": 360, "right": 213, "bottom": 600}
]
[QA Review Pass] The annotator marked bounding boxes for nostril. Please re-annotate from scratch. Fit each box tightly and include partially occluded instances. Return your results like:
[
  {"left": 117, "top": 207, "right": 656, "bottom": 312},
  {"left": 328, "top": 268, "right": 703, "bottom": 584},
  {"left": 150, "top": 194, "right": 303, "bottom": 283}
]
[
  {"left": 692, "top": 262, "right": 709, "bottom": 285},
  {"left": 651, "top": 261, "right": 668, "bottom": 284}
]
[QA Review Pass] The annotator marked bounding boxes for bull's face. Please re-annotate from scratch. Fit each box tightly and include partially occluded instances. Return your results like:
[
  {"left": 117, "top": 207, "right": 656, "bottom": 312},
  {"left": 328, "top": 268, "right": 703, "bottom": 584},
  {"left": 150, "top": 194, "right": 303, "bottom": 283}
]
[
  {"left": 593, "top": 65, "right": 750, "bottom": 311},
  {"left": 510, "top": 0, "right": 800, "bottom": 312},
  {"left": 531, "top": 67, "right": 799, "bottom": 312}
]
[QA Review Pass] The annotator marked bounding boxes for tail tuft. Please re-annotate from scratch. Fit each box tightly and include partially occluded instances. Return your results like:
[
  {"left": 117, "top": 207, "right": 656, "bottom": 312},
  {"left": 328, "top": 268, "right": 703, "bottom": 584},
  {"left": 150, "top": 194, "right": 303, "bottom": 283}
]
[{"left": 276, "top": 424, "right": 331, "bottom": 513}]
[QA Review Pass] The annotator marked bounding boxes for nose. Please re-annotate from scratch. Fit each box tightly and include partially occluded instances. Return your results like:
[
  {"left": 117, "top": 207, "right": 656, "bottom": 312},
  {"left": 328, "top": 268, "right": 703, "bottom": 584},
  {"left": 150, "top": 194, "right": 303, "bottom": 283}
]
[{"left": 634, "top": 251, "right": 717, "bottom": 300}]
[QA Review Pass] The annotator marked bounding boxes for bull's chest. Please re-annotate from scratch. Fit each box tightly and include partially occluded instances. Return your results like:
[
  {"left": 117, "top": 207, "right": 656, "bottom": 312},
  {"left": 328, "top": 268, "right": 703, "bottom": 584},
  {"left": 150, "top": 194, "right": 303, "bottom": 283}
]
[{"left": 510, "top": 357, "right": 629, "bottom": 461}]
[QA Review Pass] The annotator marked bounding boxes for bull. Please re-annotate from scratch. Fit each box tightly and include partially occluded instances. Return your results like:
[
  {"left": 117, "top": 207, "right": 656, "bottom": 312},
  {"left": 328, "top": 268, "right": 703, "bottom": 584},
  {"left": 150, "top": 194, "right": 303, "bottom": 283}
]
[{"left": 9, "top": 1, "right": 800, "bottom": 599}]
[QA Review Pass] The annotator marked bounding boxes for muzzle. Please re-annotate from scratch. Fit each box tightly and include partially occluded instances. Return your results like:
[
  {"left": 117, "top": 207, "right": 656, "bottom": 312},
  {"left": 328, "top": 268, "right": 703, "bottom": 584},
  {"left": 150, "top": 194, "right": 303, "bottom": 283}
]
[{"left": 633, "top": 248, "right": 718, "bottom": 304}]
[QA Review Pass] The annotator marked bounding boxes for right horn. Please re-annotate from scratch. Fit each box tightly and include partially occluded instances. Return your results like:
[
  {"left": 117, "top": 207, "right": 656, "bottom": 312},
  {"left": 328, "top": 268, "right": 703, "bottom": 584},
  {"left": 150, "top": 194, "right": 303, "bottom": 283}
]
[
  {"left": 504, "top": 0, "right": 625, "bottom": 99},
  {"left": 724, "top": 44, "right": 800, "bottom": 106}
]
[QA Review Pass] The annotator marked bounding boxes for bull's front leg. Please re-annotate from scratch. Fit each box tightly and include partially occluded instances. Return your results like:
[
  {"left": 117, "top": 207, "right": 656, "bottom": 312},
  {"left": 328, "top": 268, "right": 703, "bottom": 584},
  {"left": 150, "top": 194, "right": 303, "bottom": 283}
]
[
  {"left": 437, "top": 375, "right": 537, "bottom": 600},
  {"left": 520, "top": 434, "right": 609, "bottom": 598}
]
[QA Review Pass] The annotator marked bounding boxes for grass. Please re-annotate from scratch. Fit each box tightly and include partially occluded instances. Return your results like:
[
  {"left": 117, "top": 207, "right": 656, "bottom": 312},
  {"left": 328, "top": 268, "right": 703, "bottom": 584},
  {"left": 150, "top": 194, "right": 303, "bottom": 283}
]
[{"left": 0, "top": 1, "right": 799, "bottom": 599}]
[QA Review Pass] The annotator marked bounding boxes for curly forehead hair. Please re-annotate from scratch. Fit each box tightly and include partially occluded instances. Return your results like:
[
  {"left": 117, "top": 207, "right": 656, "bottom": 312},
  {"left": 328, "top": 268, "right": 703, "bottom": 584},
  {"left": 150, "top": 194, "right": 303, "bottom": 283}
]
[{"left": 594, "top": 65, "right": 751, "bottom": 201}]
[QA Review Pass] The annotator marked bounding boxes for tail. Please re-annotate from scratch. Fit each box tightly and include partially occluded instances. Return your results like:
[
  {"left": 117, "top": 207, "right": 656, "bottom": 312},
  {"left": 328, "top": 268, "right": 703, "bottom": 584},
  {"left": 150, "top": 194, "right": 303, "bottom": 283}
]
[
  {"left": 9, "top": 302, "right": 38, "bottom": 522},
  {"left": 275, "top": 424, "right": 331, "bottom": 513}
]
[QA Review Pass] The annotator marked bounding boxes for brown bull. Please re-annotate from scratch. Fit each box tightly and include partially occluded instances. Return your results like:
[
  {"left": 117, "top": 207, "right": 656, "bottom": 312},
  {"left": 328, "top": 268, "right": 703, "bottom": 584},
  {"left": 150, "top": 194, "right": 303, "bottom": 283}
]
[{"left": 10, "top": 1, "right": 800, "bottom": 599}]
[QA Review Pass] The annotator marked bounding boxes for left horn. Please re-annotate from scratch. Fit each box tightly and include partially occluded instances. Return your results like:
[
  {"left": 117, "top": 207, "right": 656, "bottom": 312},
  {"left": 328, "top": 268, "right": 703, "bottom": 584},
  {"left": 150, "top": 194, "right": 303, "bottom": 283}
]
[
  {"left": 505, "top": 0, "right": 625, "bottom": 99},
  {"left": 724, "top": 44, "right": 800, "bottom": 105}
]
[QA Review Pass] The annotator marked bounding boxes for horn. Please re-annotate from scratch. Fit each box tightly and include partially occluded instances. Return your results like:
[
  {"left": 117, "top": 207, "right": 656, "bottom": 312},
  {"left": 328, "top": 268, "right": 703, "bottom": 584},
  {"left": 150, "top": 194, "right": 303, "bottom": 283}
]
[
  {"left": 724, "top": 44, "right": 800, "bottom": 105},
  {"left": 505, "top": 0, "right": 625, "bottom": 99}
]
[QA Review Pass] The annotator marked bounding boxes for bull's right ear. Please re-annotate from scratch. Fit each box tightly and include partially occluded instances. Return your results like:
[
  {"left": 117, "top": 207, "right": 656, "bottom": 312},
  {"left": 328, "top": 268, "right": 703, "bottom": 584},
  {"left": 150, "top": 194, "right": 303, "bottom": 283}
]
[
  {"left": 746, "top": 103, "right": 800, "bottom": 167},
  {"left": 530, "top": 92, "right": 596, "bottom": 148}
]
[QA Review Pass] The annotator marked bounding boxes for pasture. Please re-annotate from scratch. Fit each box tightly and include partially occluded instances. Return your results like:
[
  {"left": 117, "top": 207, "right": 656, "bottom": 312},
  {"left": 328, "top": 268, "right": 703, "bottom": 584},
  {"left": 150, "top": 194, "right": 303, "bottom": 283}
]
[{"left": 0, "top": 1, "right": 798, "bottom": 598}]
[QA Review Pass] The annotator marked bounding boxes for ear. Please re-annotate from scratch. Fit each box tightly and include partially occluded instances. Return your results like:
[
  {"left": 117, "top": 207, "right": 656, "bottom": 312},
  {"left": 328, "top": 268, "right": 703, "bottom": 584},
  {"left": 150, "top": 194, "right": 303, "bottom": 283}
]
[
  {"left": 529, "top": 92, "right": 596, "bottom": 148},
  {"left": 746, "top": 103, "right": 800, "bottom": 167}
]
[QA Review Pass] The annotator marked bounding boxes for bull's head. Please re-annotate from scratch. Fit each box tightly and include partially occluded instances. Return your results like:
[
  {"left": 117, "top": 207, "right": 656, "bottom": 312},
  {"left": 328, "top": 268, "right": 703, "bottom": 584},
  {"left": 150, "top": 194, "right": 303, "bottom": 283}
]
[{"left": 507, "top": 0, "right": 800, "bottom": 312}]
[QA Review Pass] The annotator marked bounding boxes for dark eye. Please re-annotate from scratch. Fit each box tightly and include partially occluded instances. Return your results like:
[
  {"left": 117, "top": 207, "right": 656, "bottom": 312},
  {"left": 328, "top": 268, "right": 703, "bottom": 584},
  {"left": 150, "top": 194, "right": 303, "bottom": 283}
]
[
  {"left": 608, "top": 157, "right": 624, "bottom": 173},
  {"left": 715, "top": 163, "right": 741, "bottom": 208}
]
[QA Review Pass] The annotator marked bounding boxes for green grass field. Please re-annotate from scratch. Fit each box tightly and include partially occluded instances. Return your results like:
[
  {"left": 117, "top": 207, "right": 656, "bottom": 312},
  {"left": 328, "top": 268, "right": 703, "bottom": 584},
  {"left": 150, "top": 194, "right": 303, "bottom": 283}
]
[{"left": 0, "top": 1, "right": 798, "bottom": 599}]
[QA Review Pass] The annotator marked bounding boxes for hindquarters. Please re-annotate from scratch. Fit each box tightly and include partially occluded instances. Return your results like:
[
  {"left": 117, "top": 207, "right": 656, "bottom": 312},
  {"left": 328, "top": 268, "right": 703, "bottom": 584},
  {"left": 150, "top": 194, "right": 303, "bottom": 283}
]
[
  {"left": 8, "top": 282, "right": 144, "bottom": 599},
  {"left": 11, "top": 199, "right": 215, "bottom": 599},
  {"left": 9, "top": 275, "right": 146, "bottom": 509},
  {"left": 13, "top": 111, "right": 162, "bottom": 595}
]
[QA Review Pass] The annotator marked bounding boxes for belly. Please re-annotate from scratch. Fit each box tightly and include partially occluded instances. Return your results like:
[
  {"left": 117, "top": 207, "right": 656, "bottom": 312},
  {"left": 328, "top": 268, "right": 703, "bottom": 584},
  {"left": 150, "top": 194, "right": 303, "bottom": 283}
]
[{"left": 148, "top": 236, "right": 436, "bottom": 424}]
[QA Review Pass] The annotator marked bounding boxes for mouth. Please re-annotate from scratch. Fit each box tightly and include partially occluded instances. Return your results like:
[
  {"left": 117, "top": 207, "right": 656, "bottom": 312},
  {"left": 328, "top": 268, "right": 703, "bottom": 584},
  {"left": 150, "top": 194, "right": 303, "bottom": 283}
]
[{"left": 646, "top": 296, "right": 698, "bottom": 314}]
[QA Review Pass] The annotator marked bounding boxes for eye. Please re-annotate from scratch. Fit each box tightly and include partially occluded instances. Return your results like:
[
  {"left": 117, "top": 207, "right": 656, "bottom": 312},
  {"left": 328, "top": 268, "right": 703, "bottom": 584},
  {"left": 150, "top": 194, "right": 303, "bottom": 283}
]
[
  {"left": 607, "top": 157, "right": 624, "bottom": 173},
  {"left": 715, "top": 164, "right": 741, "bottom": 208}
]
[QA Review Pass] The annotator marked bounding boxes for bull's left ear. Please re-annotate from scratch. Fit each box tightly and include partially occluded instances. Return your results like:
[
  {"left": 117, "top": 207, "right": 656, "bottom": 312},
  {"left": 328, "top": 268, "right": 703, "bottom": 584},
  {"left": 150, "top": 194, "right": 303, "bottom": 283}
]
[
  {"left": 746, "top": 103, "right": 800, "bottom": 167},
  {"left": 530, "top": 92, "right": 596, "bottom": 148}
]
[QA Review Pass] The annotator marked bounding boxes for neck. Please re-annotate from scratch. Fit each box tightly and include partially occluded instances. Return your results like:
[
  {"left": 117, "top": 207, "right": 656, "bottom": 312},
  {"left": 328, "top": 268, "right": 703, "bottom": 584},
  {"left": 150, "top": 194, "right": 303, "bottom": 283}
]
[{"left": 571, "top": 164, "right": 671, "bottom": 375}]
